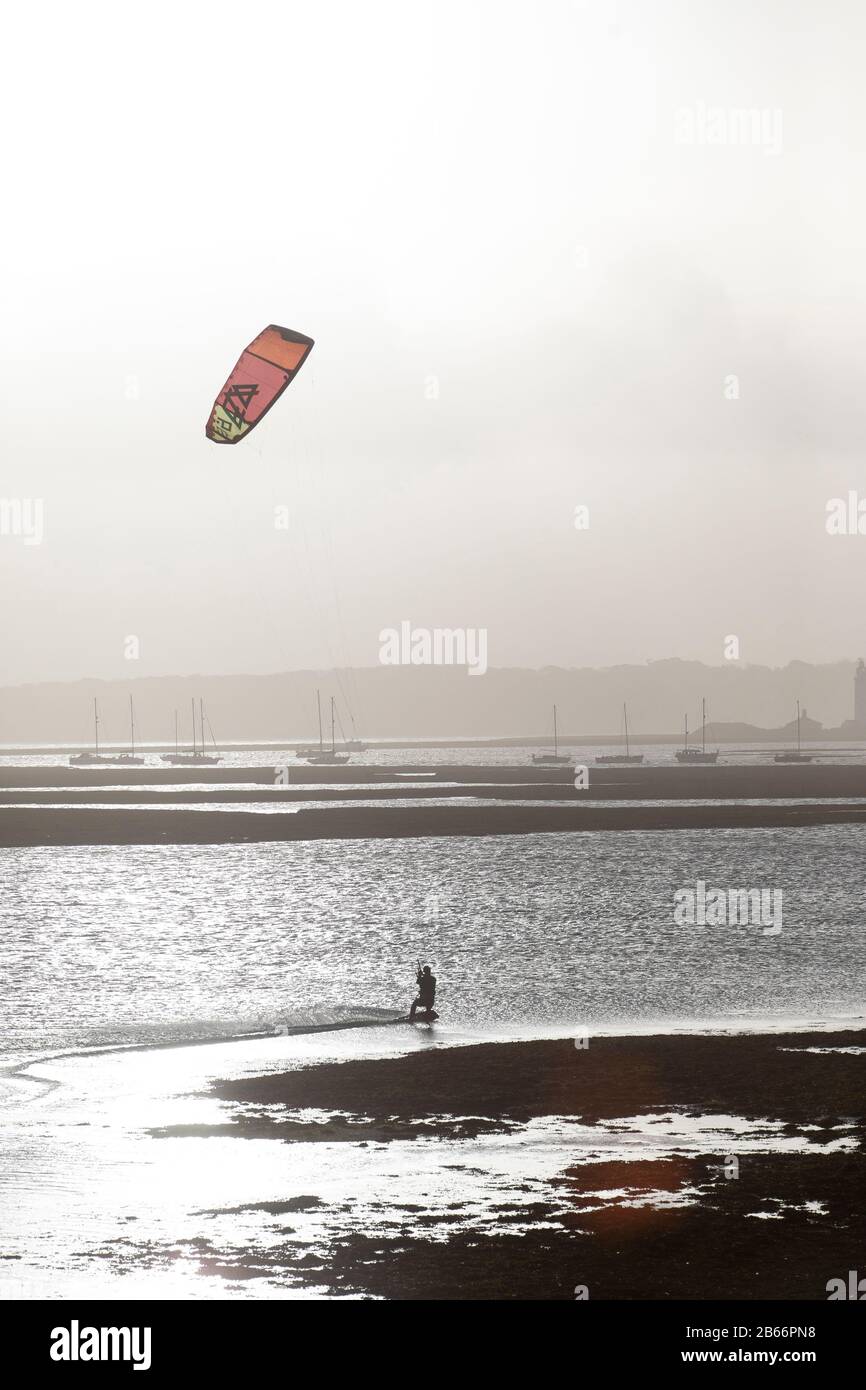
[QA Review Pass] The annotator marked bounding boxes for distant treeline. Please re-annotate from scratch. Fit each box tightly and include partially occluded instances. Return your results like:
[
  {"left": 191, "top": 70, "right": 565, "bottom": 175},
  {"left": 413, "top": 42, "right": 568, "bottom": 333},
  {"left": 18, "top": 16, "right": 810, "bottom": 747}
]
[{"left": 0, "top": 658, "right": 861, "bottom": 744}]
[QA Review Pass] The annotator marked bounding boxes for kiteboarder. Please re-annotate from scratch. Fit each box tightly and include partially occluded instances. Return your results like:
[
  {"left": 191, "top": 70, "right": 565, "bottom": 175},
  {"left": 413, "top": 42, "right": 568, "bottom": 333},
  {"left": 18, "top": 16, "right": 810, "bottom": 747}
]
[{"left": 410, "top": 963, "right": 437, "bottom": 1019}]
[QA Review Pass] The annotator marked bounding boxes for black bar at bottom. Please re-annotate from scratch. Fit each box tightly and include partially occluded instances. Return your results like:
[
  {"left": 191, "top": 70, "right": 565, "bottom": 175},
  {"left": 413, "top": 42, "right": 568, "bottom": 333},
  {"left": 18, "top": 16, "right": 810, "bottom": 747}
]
[{"left": 2, "top": 1298, "right": 862, "bottom": 1375}]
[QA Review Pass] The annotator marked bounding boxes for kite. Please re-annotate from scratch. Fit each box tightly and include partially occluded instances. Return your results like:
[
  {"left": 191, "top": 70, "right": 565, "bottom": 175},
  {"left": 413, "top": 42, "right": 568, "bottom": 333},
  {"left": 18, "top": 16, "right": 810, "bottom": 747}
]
[{"left": 205, "top": 325, "right": 314, "bottom": 444}]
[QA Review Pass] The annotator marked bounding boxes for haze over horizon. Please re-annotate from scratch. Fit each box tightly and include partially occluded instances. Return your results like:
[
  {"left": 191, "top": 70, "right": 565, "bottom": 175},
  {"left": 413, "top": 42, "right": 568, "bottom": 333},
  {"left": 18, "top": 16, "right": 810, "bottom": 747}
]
[
  {"left": 1, "top": 656, "right": 862, "bottom": 744},
  {"left": 3, "top": 0, "right": 866, "bottom": 687}
]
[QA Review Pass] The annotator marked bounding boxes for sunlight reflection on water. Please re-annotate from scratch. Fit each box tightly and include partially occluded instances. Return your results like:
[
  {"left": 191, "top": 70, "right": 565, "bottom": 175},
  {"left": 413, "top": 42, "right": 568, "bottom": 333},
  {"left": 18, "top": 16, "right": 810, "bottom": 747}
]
[{"left": 1, "top": 825, "right": 865, "bottom": 1063}]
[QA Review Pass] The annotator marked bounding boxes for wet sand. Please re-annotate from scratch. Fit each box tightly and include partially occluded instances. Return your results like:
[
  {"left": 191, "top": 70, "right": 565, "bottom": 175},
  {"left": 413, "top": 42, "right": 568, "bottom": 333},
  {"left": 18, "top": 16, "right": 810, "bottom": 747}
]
[
  {"left": 164, "top": 1028, "right": 866, "bottom": 1300},
  {"left": 3, "top": 800, "right": 866, "bottom": 845},
  {"left": 215, "top": 1028, "right": 866, "bottom": 1127},
  {"left": 4, "top": 761, "right": 866, "bottom": 794}
]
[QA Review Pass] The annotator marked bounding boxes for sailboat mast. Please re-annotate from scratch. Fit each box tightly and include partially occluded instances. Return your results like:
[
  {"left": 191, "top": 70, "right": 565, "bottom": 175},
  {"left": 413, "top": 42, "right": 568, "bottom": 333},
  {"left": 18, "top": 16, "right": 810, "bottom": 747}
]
[
  {"left": 129, "top": 695, "right": 135, "bottom": 757},
  {"left": 94, "top": 698, "right": 99, "bottom": 758},
  {"left": 331, "top": 696, "right": 336, "bottom": 755},
  {"left": 191, "top": 698, "right": 196, "bottom": 756},
  {"left": 200, "top": 699, "right": 205, "bottom": 754},
  {"left": 702, "top": 698, "right": 707, "bottom": 755},
  {"left": 623, "top": 703, "right": 629, "bottom": 758}
]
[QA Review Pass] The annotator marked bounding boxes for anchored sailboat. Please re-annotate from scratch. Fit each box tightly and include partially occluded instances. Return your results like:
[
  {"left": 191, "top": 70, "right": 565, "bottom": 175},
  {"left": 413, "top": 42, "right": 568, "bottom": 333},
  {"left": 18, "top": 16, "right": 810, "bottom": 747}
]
[
  {"left": 675, "top": 698, "right": 719, "bottom": 765},
  {"left": 297, "top": 688, "right": 365, "bottom": 756},
  {"left": 296, "top": 689, "right": 326, "bottom": 758},
  {"left": 114, "top": 695, "right": 145, "bottom": 765},
  {"left": 302, "top": 692, "right": 350, "bottom": 765},
  {"left": 596, "top": 703, "right": 645, "bottom": 765},
  {"left": 334, "top": 696, "right": 367, "bottom": 752},
  {"left": 160, "top": 699, "right": 221, "bottom": 765},
  {"left": 774, "top": 700, "right": 813, "bottom": 763},
  {"left": 69, "top": 698, "right": 104, "bottom": 766},
  {"left": 531, "top": 704, "right": 571, "bottom": 766},
  {"left": 70, "top": 697, "right": 145, "bottom": 766}
]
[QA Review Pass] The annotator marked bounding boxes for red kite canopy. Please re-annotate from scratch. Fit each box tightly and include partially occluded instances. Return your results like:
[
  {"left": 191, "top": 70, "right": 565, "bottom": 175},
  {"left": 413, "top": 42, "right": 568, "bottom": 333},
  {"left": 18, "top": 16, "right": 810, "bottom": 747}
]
[{"left": 205, "top": 325, "right": 314, "bottom": 444}]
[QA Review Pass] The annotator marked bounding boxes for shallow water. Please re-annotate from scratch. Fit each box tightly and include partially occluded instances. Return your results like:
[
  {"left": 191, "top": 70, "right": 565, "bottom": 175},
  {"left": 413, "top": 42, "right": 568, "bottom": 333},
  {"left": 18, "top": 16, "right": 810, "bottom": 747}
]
[{"left": 1, "top": 824, "right": 865, "bottom": 1065}]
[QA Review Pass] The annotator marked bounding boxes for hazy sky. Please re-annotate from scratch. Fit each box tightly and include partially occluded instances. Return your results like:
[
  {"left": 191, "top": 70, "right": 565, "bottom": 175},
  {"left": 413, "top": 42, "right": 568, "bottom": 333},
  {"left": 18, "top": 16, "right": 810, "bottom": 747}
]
[{"left": 2, "top": 0, "right": 866, "bottom": 685}]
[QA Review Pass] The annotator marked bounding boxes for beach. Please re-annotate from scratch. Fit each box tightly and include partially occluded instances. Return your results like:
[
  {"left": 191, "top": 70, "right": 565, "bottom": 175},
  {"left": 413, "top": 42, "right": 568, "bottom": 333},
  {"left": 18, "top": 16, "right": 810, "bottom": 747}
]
[
  {"left": 144, "top": 1026, "right": 866, "bottom": 1300},
  {"left": 3, "top": 1020, "right": 862, "bottom": 1302},
  {"left": 5, "top": 800, "right": 866, "bottom": 846}
]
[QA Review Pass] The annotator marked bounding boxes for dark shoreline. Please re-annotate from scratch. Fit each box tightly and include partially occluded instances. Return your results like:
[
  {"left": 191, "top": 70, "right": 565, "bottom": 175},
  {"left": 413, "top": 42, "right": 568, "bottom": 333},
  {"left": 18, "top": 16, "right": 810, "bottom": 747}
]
[
  {"left": 213, "top": 1027, "right": 866, "bottom": 1128},
  {"left": 3, "top": 800, "right": 866, "bottom": 846},
  {"left": 5, "top": 761, "right": 866, "bottom": 794},
  {"left": 149, "top": 1028, "right": 866, "bottom": 1300}
]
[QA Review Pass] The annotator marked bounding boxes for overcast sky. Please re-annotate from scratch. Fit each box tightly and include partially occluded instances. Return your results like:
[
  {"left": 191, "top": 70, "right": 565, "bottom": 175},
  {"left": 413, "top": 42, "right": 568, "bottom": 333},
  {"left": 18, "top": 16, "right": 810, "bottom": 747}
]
[{"left": 2, "top": 0, "right": 865, "bottom": 685}]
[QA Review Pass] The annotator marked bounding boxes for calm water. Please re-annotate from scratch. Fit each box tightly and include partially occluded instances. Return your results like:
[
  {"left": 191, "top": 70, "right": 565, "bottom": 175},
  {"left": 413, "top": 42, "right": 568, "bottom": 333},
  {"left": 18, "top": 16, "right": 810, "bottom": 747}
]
[
  {"left": 2, "top": 825, "right": 865, "bottom": 1066},
  {"left": 3, "top": 739, "right": 866, "bottom": 771}
]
